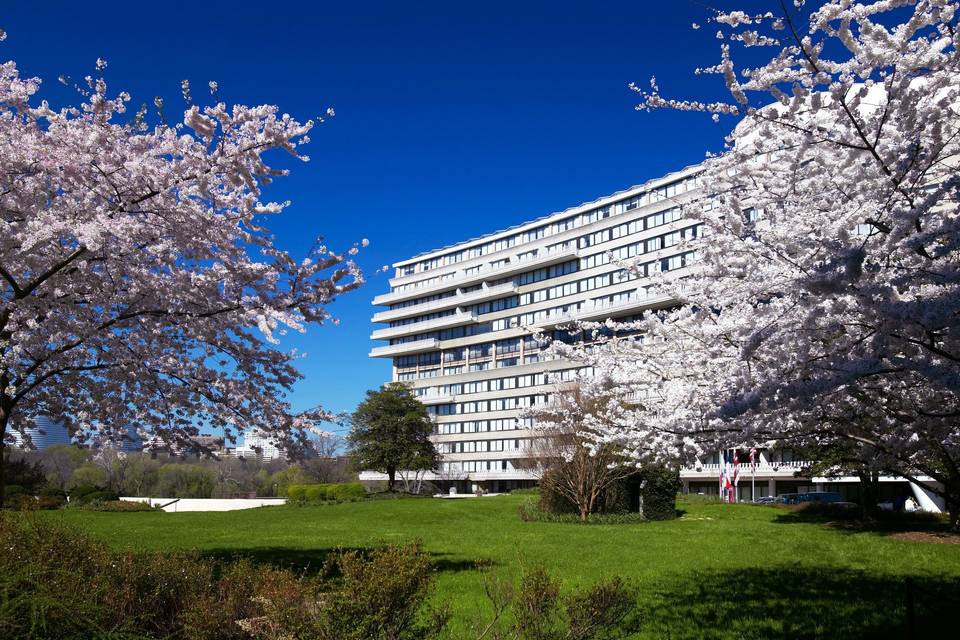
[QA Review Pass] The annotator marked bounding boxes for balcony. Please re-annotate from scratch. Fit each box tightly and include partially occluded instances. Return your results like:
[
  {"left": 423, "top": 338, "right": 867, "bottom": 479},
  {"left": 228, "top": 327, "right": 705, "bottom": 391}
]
[
  {"left": 372, "top": 245, "right": 577, "bottom": 305},
  {"left": 368, "top": 338, "right": 439, "bottom": 358},
  {"left": 370, "top": 311, "right": 477, "bottom": 341},
  {"left": 416, "top": 394, "right": 455, "bottom": 405},
  {"left": 528, "top": 291, "right": 674, "bottom": 329},
  {"left": 371, "top": 282, "right": 518, "bottom": 323},
  {"left": 680, "top": 461, "right": 812, "bottom": 479}
]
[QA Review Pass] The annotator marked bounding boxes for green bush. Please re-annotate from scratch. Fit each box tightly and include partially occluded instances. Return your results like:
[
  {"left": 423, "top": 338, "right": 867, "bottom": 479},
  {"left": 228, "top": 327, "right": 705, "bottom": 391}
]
[
  {"left": 39, "top": 486, "right": 67, "bottom": 500},
  {"left": 639, "top": 466, "right": 680, "bottom": 521},
  {"left": 4, "top": 484, "right": 26, "bottom": 497},
  {"left": 320, "top": 542, "right": 446, "bottom": 640},
  {"left": 287, "top": 482, "right": 367, "bottom": 504},
  {"left": 472, "top": 561, "right": 639, "bottom": 640},
  {"left": 285, "top": 484, "right": 307, "bottom": 501},
  {"left": 328, "top": 483, "right": 366, "bottom": 501},
  {"left": 0, "top": 514, "right": 445, "bottom": 640},
  {"left": 72, "top": 490, "right": 121, "bottom": 506},
  {"left": 68, "top": 484, "right": 103, "bottom": 501}
]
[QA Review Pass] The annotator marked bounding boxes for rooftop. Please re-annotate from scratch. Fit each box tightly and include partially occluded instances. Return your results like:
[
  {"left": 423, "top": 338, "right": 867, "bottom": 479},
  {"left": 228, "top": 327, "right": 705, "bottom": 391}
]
[{"left": 392, "top": 161, "right": 703, "bottom": 268}]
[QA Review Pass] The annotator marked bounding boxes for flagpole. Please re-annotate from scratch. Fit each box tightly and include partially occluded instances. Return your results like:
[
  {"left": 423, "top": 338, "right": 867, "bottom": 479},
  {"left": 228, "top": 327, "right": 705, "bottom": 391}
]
[{"left": 718, "top": 449, "right": 722, "bottom": 503}]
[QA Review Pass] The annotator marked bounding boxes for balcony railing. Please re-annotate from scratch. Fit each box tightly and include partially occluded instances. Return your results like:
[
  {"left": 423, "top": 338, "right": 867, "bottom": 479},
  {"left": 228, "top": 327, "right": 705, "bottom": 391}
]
[
  {"left": 368, "top": 337, "right": 439, "bottom": 358},
  {"left": 415, "top": 394, "right": 455, "bottom": 405},
  {"left": 681, "top": 461, "right": 811, "bottom": 477},
  {"left": 528, "top": 290, "right": 674, "bottom": 329},
  {"left": 372, "top": 245, "right": 578, "bottom": 305},
  {"left": 370, "top": 311, "right": 477, "bottom": 341},
  {"left": 371, "top": 282, "right": 518, "bottom": 323}
]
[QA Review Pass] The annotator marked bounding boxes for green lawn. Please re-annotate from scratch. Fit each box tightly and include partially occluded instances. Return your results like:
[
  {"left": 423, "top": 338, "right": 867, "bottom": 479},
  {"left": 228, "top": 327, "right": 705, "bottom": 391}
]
[{"left": 48, "top": 495, "right": 959, "bottom": 639}]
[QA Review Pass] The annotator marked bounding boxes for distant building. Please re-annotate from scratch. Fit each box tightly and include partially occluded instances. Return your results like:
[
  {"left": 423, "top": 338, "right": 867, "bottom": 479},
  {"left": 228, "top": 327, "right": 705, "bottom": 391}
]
[
  {"left": 83, "top": 426, "right": 144, "bottom": 453},
  {"left": 143, "top": 433, "right": 225, "bottom": 458},
  {"left": 230, "top": 433, "right": 283, "bottom": 461},
  {"left": 8, "top": 416, "right": 73, "bottom": 450}
]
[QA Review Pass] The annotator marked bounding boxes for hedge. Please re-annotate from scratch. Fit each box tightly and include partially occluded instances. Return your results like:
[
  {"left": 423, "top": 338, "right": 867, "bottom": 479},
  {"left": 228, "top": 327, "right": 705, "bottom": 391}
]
[
  {"left": 286, "top": 482, "right": 367, "bottom": 503},
  {"left": 639, "top": 466, "right": 681, "bottom": 520}
]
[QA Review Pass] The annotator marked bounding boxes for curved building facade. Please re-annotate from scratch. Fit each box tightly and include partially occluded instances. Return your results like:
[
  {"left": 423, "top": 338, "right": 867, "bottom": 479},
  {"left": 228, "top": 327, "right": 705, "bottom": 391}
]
[{"left": 9, "top": 416, "right": 74, "bottom": 450}]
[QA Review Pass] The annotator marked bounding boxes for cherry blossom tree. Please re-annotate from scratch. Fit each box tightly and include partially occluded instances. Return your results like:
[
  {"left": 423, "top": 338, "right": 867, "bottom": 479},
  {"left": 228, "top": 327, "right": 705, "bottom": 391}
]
[
  {"left": 521, "top": 377, "right": 636, "bottom": 522},
  {"left": 552, "top": 1, "right": 960, "bottom": 526},
  {"left": 0, "top": 46, "right": 364, "bottom": 504}
]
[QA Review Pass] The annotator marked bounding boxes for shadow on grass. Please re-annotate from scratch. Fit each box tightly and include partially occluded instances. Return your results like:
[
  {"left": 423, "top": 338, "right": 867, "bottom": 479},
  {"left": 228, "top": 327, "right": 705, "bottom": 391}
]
[
  {"left": 769, "top": 504, "right": 953, "bottom": 538},
  {"left": 646, "top": 566, "right": 958, "bottom": 639},
  {"left": 200, "top": 546, "right": 483, "bottom": 575}
]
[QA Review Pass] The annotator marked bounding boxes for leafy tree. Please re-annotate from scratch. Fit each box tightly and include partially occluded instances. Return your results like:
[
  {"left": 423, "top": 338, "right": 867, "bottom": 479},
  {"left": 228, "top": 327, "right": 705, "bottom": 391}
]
[
  {"left": 68, "top": 464, "right": 108, "bottom": 490},
  {"left": 1, "top": 454, "right": 45, "bottom": 493},
  {"left": 0, "top": 44, "right": 364, "bottom": 506},
  {"left": 119, "top": 453, "right": 162, "bottom": 497},
  {"left": 40, "top": 444, "right": 91, "bottom": 489},
  {"left": 347, "top": 383, "right": 439, "bottom": 492}
]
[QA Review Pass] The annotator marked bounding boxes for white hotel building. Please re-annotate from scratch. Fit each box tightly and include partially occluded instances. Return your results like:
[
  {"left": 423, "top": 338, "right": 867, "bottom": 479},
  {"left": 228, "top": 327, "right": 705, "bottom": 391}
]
[{"left": 367, "top": 165, "right": 945, "bottom": 512}]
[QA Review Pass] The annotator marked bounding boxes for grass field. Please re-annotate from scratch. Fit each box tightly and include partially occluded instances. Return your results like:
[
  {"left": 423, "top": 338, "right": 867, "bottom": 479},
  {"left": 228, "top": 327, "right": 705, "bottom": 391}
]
[{"left": 48, "top": 495, "right": 959, "bottom": 639}]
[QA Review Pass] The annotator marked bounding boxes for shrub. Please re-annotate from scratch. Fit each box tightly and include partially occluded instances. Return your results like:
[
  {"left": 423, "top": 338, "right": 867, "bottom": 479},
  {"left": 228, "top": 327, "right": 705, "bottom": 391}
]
[
  {"left": 471, "top": 561, "right": 639, "bottom": 640},
  {"left": 328, "top": 483, "right": 366, "bottom": 501},
  {"left": 319, "top": 542, "right": 446, "bottom": 640},
  {"left": 82, "top": 500, "right": 159, "bottom": 512},
  {"left": 39, "top": 486, "right": 68, "bottom": 501},
  {"left": 537, "top": 469, "right": 577, "bottom": 515},
  {"left": 0, "top": 514, "right": 446, "bottom": 640},
  {"left": 639, "top": 466, "right": 680, "bottom": 521},
  {"left": 68, "top": 484, "right": 104, "bottom": 502},
  {"left": 286, "top": 482, "right": 367, "bottom": 504},
  {"left": 4, "top": 484, "right": 26, "bottom": 497},
  {"left": 519, "top": 498, "right": 646, "bottom": 525}
]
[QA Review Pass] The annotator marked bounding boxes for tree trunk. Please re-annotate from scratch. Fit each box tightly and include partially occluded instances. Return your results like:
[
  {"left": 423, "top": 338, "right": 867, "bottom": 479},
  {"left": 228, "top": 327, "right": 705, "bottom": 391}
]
[
  {"left": 858, "top": 468, "right": 880, "bottom": 521},
  {"left": 945, "top": 479, "right": 960, "bottom": 533},
  {"left": 387, "top": 466, "right": 396, "bottom": 492},
  {"left": 0, "top": 405, "right": 8, "bottom": 510},
  {"left": 579, "top": 503, "right": 589, "bottom": 523}
]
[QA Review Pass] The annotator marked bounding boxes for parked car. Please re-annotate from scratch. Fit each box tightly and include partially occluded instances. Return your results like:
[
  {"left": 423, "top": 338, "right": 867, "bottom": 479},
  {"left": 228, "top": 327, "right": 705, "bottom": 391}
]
[
  {"left": 797, "top": 491, "right": 845, "bottom": 504},
  {"left": 753, "top": 496, "right": 778, "bottom": 504},
  {"left": 776, "top": 493, "right": 800, "bottom": 504}
]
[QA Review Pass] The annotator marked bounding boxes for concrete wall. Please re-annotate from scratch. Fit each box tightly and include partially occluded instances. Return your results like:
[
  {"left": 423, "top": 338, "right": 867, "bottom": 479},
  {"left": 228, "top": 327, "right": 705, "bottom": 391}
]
[{"left": 121, "top": 497, "right": 287, "bottom": 512}]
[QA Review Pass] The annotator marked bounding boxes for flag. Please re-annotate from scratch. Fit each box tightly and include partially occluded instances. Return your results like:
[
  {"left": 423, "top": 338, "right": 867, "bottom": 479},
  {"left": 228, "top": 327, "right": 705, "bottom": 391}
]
[
  {"left": 732, "top": 449, "right": 740, "bottom": 502},
  {"left": 749, "top": 447, "right": 757, "bottom": 472},
  {"left": 717, "top": 451, "right": 727, "bottom": 500}
]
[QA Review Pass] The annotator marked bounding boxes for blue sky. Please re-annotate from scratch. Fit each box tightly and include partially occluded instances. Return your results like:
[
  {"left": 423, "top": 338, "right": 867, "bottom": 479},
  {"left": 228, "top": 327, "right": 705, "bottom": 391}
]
[{"left": 4, "top": 0, "right": 772, "bottom": 436}]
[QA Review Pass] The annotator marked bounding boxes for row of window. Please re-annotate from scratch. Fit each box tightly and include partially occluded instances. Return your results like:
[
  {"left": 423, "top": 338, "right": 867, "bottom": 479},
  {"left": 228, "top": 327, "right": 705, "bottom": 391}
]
[
  {"left": 438, "top": 438, "right": 526, "bottom": 454},
  {"left": 427, "top": 394, "right": 549, "bottom": 416},
  {"left": 439, "top": 459, "right": 520, "bottom": 473},
  {"left": 386, "top": 219, "right": 700, "bottom": 331},
  {"left": 413, "top": 367, "right": 591, "bottom": 399},
  {"left": 388, "top": 243, "right": 698, "bottom": 347},
  {"left": 394, "top": 174, "right": 702, "bottom": 280},
  {"left": 396, "top": 353, "right": 549, "bottom": 379},
  {"left": 389, "top": 200, "right": 689, "bottom": 304},
  {"left": 436, "top": 418, "right": 535, "bottom": 435},
  {"left": 394, "top": 322, "right": 643, "bottom": 377}
]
